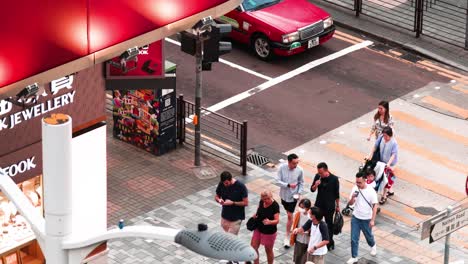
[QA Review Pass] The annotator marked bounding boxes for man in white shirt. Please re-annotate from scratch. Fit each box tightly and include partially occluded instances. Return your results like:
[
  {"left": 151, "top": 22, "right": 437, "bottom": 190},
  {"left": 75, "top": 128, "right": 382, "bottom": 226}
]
[{"left": 347, "top": 172, "right": 378, "bottom": 264}]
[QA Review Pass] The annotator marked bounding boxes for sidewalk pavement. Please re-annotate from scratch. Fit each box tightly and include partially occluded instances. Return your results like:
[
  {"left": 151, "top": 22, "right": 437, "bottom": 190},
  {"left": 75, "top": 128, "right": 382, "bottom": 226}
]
[
  {"left": 98, "top": 116, "right": 466, "bottom": 264},
  {"left": 310, "top": 0, "right": 468, "bottom": 73}
]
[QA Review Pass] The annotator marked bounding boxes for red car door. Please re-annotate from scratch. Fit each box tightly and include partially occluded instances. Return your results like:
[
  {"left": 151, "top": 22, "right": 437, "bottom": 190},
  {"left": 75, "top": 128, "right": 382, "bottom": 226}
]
[{"left": 219, "top": 7, "right": 251, "bottom": 44}]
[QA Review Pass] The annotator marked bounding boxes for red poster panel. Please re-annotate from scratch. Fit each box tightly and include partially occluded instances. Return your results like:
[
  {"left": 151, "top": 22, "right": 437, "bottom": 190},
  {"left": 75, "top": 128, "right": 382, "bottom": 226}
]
[{"left": 106, "top": 41, "right": 163, "bottom": 79}]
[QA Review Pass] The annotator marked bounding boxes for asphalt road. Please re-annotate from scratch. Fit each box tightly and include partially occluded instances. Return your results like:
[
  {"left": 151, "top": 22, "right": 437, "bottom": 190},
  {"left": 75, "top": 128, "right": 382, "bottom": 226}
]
[{"left": 165, "top": 28, "right": 448, "bottom": 153}]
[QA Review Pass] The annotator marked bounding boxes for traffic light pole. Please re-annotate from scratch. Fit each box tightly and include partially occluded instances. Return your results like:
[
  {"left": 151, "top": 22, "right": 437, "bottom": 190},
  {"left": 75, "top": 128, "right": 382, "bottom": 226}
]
[
  {"left": 194, "top": 33, "right": 203, "bottom": 166},
  {"left": 179, "top": 19, "right": 232, "bottom": 167}
]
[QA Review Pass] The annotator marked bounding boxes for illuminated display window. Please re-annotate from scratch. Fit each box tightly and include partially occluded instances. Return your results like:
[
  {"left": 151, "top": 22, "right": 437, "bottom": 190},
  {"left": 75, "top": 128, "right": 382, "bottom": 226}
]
[{"left": 0, "top": 176, "right": 44, "bottom": 263}]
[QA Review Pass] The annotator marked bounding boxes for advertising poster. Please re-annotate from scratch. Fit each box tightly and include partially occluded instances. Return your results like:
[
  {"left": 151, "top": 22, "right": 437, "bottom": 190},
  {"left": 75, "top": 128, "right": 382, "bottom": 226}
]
[
  {"left": 112, "top": 89, "right": 159, "bottom": 153},
  {"left": 111, "top": 86, "right": 176, "bottom": 155}
]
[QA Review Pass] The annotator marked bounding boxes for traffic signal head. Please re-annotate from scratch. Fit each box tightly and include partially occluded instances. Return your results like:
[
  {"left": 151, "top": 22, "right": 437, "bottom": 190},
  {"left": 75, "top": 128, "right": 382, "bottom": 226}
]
[
  {"left": 178, "top": 31, "right": 197, "bottom": 56},
  {"left": 203, "top": 23, "right": 232, "bottom": 63}
]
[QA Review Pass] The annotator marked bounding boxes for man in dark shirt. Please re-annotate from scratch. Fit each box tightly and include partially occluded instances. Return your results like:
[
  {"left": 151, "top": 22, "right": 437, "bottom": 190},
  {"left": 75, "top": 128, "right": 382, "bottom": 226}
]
[
  {"left": 310, "top": 162, "right": 340, "bottom": 250},
  {"left": 215, "top": 171, "right": 249, "bottom": 235}
]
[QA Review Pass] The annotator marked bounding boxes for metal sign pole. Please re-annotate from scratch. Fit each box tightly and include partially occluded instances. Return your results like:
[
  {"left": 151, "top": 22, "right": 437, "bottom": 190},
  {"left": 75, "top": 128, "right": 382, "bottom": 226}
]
[
  {"left": 194, "top": 33, "right": 202, "bottom": 166},
  {"left": 443, "top": 206, "right": 453, "bottom": 264}
]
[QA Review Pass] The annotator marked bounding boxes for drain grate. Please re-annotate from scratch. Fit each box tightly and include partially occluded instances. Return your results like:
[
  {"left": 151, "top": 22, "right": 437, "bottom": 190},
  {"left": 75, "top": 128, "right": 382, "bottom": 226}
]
[
  {"left": 400, "top": 52, "right": 421, "bottom": 63},
  {"left": 247, "top": 152, "right": 270, "bottom": 166},
  {"left": 414, "top": 206, "right": 439, "bottom": 216}
]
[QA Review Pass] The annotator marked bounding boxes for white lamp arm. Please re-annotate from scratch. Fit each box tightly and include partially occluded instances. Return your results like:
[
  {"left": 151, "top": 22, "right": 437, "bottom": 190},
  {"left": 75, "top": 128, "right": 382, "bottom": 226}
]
[{"left": 63, "top": 224, "right": 257, "bottom": 262}]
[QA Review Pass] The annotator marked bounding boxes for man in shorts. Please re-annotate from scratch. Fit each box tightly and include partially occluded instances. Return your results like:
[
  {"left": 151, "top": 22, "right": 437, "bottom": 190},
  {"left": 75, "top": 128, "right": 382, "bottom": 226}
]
[
  {"left": 215, "top": 171, "right": 249, "bottom": 235},
  {"left": 276, "top": 153, "right": 304, "bottom": 248}
]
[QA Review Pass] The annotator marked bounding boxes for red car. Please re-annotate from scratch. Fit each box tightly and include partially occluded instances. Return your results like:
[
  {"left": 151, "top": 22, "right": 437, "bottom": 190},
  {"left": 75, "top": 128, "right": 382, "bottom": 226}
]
[{"left": 219, "top": 0, "right": 335, "bottom": 60}]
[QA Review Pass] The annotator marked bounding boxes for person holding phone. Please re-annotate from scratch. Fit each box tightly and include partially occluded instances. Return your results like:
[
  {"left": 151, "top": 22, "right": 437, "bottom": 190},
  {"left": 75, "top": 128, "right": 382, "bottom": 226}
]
[
  {"left": 310, "top": 162, "right": 340, "bottom": 250},
  {"left": 277, "top": 153, "right": 304, "bottom": 248},
  {"left": 346, "top": 172, "right": 379, "bottom": 264},
  {"left": 215, "top": 171, "right": 249, "bottom": 236},
  {"left": 250, "top": 190, "right": 280, "bottom": 264}
]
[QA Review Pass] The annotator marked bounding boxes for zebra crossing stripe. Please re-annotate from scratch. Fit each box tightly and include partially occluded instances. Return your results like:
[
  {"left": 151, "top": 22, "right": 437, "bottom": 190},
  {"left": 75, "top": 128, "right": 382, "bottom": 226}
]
[
  {"left": 421, "top": 96, "right": 468, "bottom": 119},
  {"left": 357, "top": 127, "right": 468, "bottom": 174},
  {"left": 325, "top": 142, "right": 465, "bottom": 201},
  {"left": 392, "top": 111, "right": 468, "bottom": 146}
]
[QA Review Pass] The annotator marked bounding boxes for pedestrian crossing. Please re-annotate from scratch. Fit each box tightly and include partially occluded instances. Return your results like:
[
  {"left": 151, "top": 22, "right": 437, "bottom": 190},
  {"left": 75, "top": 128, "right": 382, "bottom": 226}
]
[{"left": 282, "top": 83, "right": 468, "bottom": 251}]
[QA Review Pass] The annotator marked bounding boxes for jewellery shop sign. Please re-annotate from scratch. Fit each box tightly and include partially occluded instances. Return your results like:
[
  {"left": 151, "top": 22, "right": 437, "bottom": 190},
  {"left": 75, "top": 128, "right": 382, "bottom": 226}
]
[{"left": 0, "top": 75, "right": 75, "bottom": 131}]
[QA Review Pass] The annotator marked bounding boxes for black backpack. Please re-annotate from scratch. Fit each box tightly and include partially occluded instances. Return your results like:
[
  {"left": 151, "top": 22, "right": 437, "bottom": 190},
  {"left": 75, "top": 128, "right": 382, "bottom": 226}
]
[{"left": 333, "top": 211, "right": 344, "bottom": 235}]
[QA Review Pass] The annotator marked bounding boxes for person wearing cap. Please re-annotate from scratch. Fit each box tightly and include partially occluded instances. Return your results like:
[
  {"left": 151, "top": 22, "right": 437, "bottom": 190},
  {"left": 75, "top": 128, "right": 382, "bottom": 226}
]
[{"left": 215, "top": 171, "right": 249, "bottom": 236}]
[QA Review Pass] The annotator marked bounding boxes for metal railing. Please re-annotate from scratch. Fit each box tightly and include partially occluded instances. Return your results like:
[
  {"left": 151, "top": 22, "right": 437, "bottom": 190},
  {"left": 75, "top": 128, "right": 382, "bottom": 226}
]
[
  {"left": 177, "top": 95, "right": 248, "bottom": 175},
  {"left": 317, "top": 0, "right": 468, "bottom": 49}
]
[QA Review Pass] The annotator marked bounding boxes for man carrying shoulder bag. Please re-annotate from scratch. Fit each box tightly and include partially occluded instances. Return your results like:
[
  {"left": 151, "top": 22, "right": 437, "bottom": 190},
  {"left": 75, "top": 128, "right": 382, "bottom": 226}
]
[{"left": 346, "top": 172, "right": 378, "bottom": 264}]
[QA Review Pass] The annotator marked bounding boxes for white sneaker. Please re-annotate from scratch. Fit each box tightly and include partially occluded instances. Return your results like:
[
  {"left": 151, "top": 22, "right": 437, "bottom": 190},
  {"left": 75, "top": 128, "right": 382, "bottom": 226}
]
[
  {"left": 346, "top": 257, "right": 359, "bottom": 264},
  {"left": 370, "top": 244, "right": 377, "bottom": 256},
  {"left": 283, "top": 238, "right": 290, "bottom": 248}
]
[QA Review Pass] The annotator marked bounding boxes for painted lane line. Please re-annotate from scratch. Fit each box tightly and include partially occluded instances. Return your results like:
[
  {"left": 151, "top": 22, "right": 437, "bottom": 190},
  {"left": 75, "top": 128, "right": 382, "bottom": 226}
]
[
  {"left": 164, "top": 37, "right": 272, "bottom": 81},
  {"left": 207, "top": 40, "right": 373, "bottom": 112},
  {"left": 219, "top": 58, "right": 273, "bottom": 81}
]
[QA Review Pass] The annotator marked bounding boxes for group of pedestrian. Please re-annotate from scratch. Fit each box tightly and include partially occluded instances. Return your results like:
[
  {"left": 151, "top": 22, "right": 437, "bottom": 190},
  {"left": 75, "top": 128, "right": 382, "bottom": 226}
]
[
  {"left": 215, "top": 170, "right": 280, "bottom": 264},
  {"left": 367, "top": 100, "right": 398, "bottom": 205},
  {"left": 212, "top": 100, "right": 398, "bottom": 264}
]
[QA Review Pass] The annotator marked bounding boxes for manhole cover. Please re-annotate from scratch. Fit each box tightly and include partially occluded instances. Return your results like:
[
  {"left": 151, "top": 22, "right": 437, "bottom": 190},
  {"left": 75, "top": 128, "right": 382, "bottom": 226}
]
[
  {"left": 370, "top": 43, "right": 392, "bottom": 52},
  {"left": 192, "top": 166, "right": 217, "bottom": 180},
  {"left": 356, "top": 258, "right": 378, "bottom": 264},
  {"left": 247, "top": 152, "right": 270, "bottom": 166},
  {"left": 415, "top": 206, "right": 439, "bottom": 216}
]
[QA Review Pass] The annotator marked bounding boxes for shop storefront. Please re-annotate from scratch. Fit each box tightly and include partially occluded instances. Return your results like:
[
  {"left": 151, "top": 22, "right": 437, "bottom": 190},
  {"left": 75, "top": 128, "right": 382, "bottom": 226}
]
[
  {"left": 0, "top": 142, "right": 44, "bottom": 263},
  {"left": 0, "top": 65, "right": 106, "bottom": 263}
]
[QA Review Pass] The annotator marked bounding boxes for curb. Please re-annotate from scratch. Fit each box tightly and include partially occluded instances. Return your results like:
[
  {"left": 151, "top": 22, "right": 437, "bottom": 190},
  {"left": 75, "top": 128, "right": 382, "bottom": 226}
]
[{"left": 333, "top": 20, "right": 468, "bottom": 73}]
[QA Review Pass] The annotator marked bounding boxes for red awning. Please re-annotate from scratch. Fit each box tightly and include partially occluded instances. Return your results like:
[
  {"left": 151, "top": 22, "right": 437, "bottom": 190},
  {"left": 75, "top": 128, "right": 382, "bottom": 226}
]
[{"left": 0, "top": 0, "right": 241, "bottom": 100}]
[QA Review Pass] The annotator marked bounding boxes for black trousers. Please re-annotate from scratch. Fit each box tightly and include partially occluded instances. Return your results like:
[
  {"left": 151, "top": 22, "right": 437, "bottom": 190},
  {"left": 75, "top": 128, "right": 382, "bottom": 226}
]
[{"left": 322, "top": 208, "right": 335, "bottom": 246}]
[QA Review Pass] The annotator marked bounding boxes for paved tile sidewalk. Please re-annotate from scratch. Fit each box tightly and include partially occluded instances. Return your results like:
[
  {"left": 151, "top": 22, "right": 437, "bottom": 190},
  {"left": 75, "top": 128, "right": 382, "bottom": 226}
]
[
  {"left": 101, "top": 163, "right": 466, "bottom": 263},
  {"left": 106, "top": 115, "right": 241, "bottom": 226},
  {"left": 101, "top": 110, "right": 466, "bottom": 263}
]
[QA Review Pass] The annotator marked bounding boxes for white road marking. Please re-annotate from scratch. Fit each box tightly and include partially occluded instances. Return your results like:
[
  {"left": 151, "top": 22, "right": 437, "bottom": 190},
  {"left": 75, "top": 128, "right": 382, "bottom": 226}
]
[
  {"left": 207, "top": 40, "right": 374, "bottom": 112},
  {"left": 164, "top": 38, "right": 272, "bottom": 81}
]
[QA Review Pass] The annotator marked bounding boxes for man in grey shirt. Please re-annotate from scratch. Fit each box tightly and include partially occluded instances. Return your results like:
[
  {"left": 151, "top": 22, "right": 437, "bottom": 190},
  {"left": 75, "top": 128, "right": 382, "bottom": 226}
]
[{"left": 276, "top": 153, "right": 304, "bottom": 248}]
